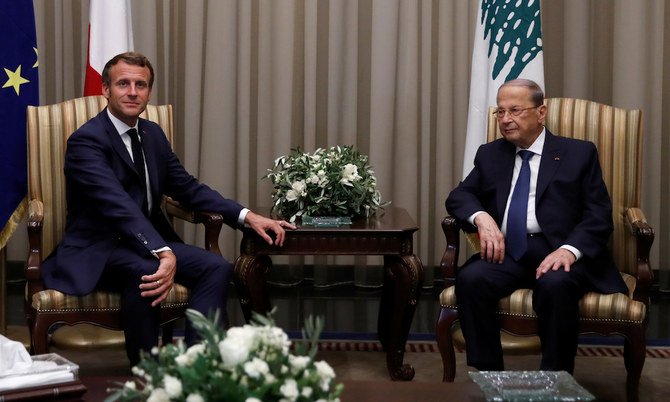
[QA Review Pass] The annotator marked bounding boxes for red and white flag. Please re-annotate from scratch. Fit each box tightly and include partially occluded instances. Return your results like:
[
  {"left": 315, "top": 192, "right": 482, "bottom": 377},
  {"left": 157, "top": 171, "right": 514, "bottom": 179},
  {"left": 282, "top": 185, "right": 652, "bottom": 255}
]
[{"left": 83, "top": 0, "right": 134, "bottom": 96}]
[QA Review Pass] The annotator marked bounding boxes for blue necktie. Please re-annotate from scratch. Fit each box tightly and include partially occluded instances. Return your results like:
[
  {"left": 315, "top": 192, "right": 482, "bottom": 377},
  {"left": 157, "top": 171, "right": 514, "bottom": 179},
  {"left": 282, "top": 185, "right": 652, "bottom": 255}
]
[{"left": 506, "top": 150, "right": 534, "bottom": 261}]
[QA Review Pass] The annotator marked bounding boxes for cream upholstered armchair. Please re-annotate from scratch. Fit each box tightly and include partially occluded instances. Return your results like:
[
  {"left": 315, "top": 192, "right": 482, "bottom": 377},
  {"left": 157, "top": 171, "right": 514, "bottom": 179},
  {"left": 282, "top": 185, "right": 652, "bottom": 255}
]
[
  {"left": 25, "top": 96, "right": 224, "bottom": 354},
  {"left": 437, "top": 98, "right": 653, "bottom": 402}
]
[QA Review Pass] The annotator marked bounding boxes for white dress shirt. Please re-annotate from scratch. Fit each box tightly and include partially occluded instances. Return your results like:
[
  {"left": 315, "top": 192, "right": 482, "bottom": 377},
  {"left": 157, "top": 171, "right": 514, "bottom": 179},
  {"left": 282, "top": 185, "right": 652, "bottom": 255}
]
[
  {"left": 107, "top": 109, "right": 153, "bottom": 212},
  {"left": 500, "top": 131, "right": 545, "bottom": 236}
]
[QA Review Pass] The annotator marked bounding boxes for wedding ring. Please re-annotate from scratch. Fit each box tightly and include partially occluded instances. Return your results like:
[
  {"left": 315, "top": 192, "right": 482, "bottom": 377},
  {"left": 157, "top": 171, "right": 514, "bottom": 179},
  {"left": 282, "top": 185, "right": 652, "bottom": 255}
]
[{"left": 156, "top": 280, "right": 160, "bottom": 285}]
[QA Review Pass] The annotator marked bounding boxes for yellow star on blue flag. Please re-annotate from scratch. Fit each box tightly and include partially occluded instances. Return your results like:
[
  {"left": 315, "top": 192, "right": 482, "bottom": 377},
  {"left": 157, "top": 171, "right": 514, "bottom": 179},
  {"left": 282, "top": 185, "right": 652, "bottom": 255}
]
[
  {"left": 0, "top": 0, "right": 39, "bottom": 248},
  {"left": 3, "top": 64, "right": 31, "bottom": 95}
]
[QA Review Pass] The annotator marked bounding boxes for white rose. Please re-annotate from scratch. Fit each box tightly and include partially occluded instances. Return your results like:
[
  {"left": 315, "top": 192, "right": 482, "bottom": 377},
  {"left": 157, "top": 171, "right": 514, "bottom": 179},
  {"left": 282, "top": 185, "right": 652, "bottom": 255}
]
[
  {"left": 341, "top": 163, "right": 362, "bottom": 182},
  {"left": 288, "top": 355, "right": 310, "bottom": 374},
  {"left": 292, "top": 180, "right": 307, "bottom": 195},
  {"left": 219, "top": 326, "right": 257, "bottom": 368},
  {"left": 308, "top": 174, "right": 320, "bottom": 184},
  {"left": 219, "top": 338, "right": 250, "bottom": 368},
  {"left": 270, "top": 327, "right": 291, "bottom": 353},
  {"left": 264, "top": 373, "right": 277, "bottom": 383},
  {"left": 285, "top": 189, "right": 299, "bottom": 201},
  {"left": 244, "top": 357, "right": 270, "bottom": 378},
  {"left": 163, "top": 375, "right": 182, "bottom": 398},
  {"left": 314, "top": 360, "right": 336, "bottom": 391},
  {"left": 176, "top": 343, "right": 206, "bottom": 367},
  {"left": 123, "top": 380, "right": 136, "bottom": 390},
  {"left": 186, "top": 394, "right": 205, "bottom": 402},
  {"left": 246, "top": 398, "right": 262, "bottom": 402},
  {"left": 147, "top": 388, "right": 170, "bottom": 402},
  {"left": 174, "top": 354, "right": 188, "bottom": 366},
  {"left": 279, "top": 379, "right": 299, "bottom": 401},
  {"left": 314, "top": 360, "right": 335, "bottom": 378}
]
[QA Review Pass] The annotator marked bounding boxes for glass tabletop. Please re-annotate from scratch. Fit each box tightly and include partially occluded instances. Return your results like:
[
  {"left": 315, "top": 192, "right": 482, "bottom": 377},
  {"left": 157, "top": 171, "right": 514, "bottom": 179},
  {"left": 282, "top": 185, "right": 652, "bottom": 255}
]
[{"left": 469, "top": 370, "right": 595, "bottom": 401}]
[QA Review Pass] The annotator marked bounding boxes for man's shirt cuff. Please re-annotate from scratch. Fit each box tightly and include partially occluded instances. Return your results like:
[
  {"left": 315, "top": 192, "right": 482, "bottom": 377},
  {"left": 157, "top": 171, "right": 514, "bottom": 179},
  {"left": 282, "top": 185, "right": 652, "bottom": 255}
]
[
  {"left": 151, "top": 246, "right": 172, "bottom": 259},
  {"left": 468, "top": 211, "right": 486, "bottom": 226},
  {"left": 560, "top": 245, "right": 582, "bottom": 261},
  {"left": 238, "top": 208, "right": 250, "bottom": 226}
]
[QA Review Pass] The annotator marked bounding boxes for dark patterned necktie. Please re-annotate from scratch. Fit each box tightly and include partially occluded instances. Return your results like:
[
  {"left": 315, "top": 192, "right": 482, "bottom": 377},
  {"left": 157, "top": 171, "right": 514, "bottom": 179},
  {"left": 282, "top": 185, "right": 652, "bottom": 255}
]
[
  {"left": 506, "top": 150, "right": 534, "bottom": 261},
  {"left": 127, "top": 128, "right": 148, "bottom": 215}
]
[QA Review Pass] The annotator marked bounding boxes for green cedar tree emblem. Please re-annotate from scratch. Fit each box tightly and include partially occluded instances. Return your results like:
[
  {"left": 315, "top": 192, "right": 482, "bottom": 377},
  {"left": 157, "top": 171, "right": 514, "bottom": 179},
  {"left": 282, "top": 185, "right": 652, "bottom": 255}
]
[{"left": 481, "top": 0, "right": 543, "bottom": 81}]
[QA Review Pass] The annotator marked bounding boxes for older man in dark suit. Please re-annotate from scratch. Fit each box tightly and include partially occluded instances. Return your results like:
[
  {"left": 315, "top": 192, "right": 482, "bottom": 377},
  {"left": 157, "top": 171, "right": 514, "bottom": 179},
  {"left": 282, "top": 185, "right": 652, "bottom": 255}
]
[
  {"left": 42, "top": 52, "right": 295, "bottom": 366},
  {"left": 446, "top": 79, "right": 627, "bottom": 373}
]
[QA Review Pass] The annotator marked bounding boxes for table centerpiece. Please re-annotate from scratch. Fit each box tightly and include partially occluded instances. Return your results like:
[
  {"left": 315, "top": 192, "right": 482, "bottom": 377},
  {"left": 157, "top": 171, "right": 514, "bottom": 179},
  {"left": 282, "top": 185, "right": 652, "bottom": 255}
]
[
  {"left": 264, "top": 145, "right": 388, "bottom": 224},
  {"left": 106, "top": 309, "right": 342, "bottom": 402}
]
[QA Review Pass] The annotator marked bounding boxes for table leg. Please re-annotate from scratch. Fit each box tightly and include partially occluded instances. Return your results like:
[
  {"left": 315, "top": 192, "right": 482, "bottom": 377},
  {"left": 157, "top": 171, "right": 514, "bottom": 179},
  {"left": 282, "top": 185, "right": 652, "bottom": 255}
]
[
  {"left": 233, "top": 255, "right": 273, "bottom": 322},
  {"left": 378, "top": 254, "right": 424, "bottom": 381}
]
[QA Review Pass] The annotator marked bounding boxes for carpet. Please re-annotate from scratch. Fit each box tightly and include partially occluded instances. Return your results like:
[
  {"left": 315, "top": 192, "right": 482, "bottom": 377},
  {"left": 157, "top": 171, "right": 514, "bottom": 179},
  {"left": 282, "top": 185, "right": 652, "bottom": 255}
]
[
  {"left": 315, "top": 339, "right": 670, "bottom": 358},
  {"left": 315, "top": 341, "right": 670, "bottom": 402},
  {"left": 46, "top": 339, "right": 670, "bottom": 402}
]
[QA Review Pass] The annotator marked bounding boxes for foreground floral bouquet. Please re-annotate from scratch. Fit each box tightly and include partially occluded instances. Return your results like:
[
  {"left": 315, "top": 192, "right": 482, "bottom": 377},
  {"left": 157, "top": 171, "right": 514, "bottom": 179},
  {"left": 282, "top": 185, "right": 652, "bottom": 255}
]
[
  {"left": 106, "top": 309, "right": 343, "bottom": 402},
  {"left": 264, "top": 145, "right": 388, "bottom": 222}
]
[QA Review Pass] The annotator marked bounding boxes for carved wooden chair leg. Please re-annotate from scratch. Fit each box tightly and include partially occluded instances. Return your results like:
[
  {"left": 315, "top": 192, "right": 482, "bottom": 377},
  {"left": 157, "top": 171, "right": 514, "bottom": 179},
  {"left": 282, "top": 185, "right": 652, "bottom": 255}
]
[
  {"left": 623, "top": 331, "right": 645, "bottom": 402},
  {"left": 436, "top": 308, "right": 458, "bottom": 382}
]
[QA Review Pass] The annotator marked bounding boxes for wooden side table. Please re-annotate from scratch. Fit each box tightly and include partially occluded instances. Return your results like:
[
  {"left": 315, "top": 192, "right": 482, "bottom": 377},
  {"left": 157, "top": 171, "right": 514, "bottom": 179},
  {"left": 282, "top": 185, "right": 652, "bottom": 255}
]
[{"left": 233, "top": 207, "right": 424, "bottom": 381}]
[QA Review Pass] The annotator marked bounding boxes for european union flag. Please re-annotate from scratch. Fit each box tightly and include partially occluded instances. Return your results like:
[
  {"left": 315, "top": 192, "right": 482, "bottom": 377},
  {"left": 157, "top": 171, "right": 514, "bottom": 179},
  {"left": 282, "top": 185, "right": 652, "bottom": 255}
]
[{"left": 0, "top": 0, "right": 39, "bottom": 248}]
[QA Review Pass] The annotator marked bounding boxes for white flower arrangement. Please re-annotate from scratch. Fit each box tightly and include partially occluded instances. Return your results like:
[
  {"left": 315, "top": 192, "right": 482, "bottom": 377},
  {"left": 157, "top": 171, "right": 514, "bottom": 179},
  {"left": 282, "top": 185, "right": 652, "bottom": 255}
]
[
  {"left": 106, "top": 309, "right": 342, "bottom": 402},
  {"left": 264, "top": 145, "right": 389, "bottom": 222}
]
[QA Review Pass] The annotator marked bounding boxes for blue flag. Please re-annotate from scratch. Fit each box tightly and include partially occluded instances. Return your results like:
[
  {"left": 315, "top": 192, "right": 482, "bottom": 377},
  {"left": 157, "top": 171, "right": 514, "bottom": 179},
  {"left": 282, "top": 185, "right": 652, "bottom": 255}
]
[{"left": 0, "top": 0, "right": 39, "bottom": 248}]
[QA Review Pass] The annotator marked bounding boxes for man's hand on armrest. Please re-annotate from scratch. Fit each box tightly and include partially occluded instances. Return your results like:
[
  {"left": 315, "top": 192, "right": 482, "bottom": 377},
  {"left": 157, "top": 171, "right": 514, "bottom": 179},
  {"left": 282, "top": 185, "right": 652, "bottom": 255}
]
[{"left": 474, "top": 213, "right": 506, "bottom": 264}]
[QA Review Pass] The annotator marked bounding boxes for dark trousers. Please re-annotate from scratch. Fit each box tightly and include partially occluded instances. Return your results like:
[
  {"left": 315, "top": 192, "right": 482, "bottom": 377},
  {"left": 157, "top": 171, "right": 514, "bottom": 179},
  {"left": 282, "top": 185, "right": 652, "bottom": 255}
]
[
  {"left": 99, "top": 241, "right": 232, "bottom": 366},
  {"left": 455, "top": 234, "right": 593, "bottom": 373}
]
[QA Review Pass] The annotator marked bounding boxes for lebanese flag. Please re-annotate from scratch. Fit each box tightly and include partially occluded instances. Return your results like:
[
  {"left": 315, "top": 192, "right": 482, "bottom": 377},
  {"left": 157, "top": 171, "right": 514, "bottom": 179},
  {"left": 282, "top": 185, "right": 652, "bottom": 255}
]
[
  {"left": 83, "top": 0, "right": 134, "bottom": 96},
  {"left": 461, "top": 0, "right": 544, "bottom": 178}
]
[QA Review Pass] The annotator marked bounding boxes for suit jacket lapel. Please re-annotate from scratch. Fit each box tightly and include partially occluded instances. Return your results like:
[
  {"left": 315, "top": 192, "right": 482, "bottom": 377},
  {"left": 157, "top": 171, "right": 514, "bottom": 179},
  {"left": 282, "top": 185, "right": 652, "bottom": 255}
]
[
  {"left": 102, "top": 110, "right": 138, "bottom": 176},
  {"left": 138, "top": 120, "right": 160, "bottom": 205},
  {"left": 537, "top": 130, "right": 562, "bottom": 202},
  {"left": 496, "top": 140, "right": 517, "bottom": 221}
]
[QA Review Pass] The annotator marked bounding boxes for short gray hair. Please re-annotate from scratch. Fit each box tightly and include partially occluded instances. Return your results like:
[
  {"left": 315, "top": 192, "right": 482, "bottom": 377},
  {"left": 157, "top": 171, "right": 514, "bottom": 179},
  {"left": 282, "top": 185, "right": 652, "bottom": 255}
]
[{"left": 499, "top": 79, "right": 544, "bottom": 106}]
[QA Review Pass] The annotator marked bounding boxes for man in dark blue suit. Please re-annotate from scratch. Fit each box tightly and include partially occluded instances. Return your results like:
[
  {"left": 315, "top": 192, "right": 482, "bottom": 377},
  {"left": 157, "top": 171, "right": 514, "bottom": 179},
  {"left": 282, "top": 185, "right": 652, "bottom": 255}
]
[
  {"left": 446, "top": 79, "right": 627, "bottom": 373},
  {"left": 42, "top": 52, "right": 295, "bottom": 366}
]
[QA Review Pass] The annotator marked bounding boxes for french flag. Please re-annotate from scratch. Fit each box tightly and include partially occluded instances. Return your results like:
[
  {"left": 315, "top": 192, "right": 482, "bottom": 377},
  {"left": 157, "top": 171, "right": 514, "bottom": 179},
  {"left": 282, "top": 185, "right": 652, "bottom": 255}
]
[{"left": 83, "top": 0, "right": 134, "bottom": 96}]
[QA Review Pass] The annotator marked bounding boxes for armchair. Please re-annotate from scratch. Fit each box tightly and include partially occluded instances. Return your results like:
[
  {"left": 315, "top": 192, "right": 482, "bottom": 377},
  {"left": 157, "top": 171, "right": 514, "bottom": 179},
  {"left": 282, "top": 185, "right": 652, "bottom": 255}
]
[
  {"left": 437, "top": 98, "right": 653, "bottom": 402},
  {"left": 25, "top": 95, "right": 224, "bottom": 354}
]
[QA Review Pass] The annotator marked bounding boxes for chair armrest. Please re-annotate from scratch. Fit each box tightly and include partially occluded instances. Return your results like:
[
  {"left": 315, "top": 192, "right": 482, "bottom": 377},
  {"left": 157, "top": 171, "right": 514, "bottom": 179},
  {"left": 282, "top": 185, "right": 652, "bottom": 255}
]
[
  {"left": 25, "top": 199, "right": 45, "bottom": 296},
  {"left": 624, "top": 207, "right": 655, "bottom": 303},
  {"left": 440, "top": 216, "right": 460, "bottom": 287},
  {"left": 165, "top": 197, "right": 224, "bottom": 256}
]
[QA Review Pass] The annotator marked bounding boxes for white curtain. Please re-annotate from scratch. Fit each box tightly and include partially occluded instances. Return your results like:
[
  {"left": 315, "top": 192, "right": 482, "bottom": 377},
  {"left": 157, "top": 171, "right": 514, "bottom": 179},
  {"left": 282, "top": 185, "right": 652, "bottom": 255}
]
[{"left": 11, "top": 0, "right": 667, "bottom": 289}]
